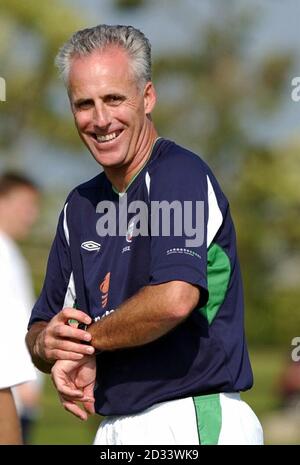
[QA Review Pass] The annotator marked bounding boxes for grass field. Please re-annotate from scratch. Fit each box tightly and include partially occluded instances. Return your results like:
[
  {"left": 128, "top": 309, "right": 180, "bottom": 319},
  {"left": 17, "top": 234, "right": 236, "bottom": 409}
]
[{"left": 29, "top": 347, "right": 286, "bottom": 445}]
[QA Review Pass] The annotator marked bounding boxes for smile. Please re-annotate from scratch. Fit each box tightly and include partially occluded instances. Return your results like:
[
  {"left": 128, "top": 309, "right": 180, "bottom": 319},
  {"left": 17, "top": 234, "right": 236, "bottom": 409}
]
[{"left": 94, "top": 130, "right": 123, "bottom": 144}]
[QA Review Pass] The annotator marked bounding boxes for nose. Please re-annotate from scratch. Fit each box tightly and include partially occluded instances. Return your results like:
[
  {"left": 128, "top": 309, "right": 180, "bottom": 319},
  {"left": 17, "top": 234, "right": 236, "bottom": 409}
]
[{"left": 93, "top": 102, "right": 111, "bottom": 129}]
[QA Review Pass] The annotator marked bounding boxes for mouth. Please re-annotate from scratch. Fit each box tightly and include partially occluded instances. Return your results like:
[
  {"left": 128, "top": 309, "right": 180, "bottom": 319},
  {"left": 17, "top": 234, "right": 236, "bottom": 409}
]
[{"left": 91, "top": 129, "right": 124, "bottom": 144}]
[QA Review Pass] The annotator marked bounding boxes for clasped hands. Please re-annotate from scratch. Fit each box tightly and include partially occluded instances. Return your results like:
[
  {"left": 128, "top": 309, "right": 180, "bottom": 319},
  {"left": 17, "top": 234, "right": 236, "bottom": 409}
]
[{"left": 38, "top": 308, "right": 97, "bottom": 420}]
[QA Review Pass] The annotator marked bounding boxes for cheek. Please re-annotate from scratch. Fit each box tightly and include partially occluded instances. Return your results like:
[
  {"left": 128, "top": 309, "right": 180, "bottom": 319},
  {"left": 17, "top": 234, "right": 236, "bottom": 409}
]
[
  {"left": 121, "top": 108, "right": 144, "bottom": 131},
  {"left": 74, "top": 112, "right": 90, "bottom": 131},
  {"left": 118, "top": 98, "right": 143, "bottom": 122},
  {"left": 19, "top": 204, "right": 38, "bottom": 226}
]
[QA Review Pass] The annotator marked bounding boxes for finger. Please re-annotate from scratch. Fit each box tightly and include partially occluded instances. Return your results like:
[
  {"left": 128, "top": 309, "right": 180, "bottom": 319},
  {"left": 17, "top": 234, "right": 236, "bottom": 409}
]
[
  {"left": 51, "top": 349, "right": 85, "bottom": 361},
  {"left": 83, "top": 383, "right": 96, "bottom": 400},
  {"left": 81, "top": 385, "right": 95, "bottom": 413},
  {"left": 52, "top": 377, "right": 94, "bottom": 402},
  {"left": 62, "top": 400, "right": 88, "bottom": 421},
  {"left": 53, "top": 325, "right": 93, "bottom": 343},
  {"left": 83, "top": 400, "right": 95, "bottom": 415},
  {"left": 53, "top": 382, "right": 84, "bottom": 399},
  {"left": 57, "top": 389, "right": 94, "bottom": 404},
  {"left": 51, "top": 340, "right": 95, "bottom": 356},
  {"left": 58, "top": 308, "right": 92, "bottom": 325},
  {"left": 59, "top": 392, "right": 95, "bottom": 403}
]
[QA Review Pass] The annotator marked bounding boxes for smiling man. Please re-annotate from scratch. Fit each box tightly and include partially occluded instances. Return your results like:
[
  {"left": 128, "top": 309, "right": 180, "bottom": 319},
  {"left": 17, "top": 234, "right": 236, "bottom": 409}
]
[
  {"left": 69, "top": 46, "right": 157, "bottom": 192},
  {"left": 26, "top": 25, "right": 263, "bottom": 445}
]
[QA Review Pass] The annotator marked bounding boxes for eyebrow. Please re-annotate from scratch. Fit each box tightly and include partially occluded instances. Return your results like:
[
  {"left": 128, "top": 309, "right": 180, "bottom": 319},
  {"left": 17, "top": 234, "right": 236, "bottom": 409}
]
[
  {"left": 103, "top": 93, "right": 126, "bottom": 100},
  {"left": 73, "top": 93, "right": 126, "bottom": 108},
  {"left": 73, "top": 97, "right": 93, "bottom": 107}
]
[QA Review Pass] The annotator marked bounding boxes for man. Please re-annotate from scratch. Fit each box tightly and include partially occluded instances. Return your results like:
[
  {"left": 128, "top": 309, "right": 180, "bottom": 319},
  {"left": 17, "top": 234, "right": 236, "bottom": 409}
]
[
  {"left": 0, "top": 173, "right": 40, "bottom": 444},
  {"left": 26, "top": 25, "right": 263, "bottom": 445}
]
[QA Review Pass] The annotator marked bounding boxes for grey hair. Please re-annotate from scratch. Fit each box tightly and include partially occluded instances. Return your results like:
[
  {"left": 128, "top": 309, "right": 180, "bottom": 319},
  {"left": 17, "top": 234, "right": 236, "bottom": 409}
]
[{"left": 55, "top": 24, "right": 152, "bottom": 89}]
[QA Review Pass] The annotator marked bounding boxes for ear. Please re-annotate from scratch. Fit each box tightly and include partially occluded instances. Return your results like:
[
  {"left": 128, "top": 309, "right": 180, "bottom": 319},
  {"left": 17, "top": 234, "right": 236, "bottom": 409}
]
[{"left": 143, "top": 82, "right": 157, "bottom": 115}]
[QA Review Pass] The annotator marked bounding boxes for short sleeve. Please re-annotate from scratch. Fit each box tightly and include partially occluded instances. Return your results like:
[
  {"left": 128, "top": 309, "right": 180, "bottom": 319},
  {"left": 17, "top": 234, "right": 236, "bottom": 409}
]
[
  {"left": 0, "top": 321, "right": 36, "bottom": 389},
  {"left": 0, "top": 239, "right": 36, "bottom": 388},
  {"left": 148, "top": 155, "right": 209, "bottom": 307},
  {"left": 28, "top": 203, "right": 73, "bottom": 328}
]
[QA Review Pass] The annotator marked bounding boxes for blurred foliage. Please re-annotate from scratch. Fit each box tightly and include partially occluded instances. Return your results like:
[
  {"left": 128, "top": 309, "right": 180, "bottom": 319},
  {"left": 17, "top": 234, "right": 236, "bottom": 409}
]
[
  {"left": 149, "top": 4, "right": 298, "bottom": 346},
  {"left": 153, "top": 11, "right": 293, "bottom": 177},
  {"left": 232, "top": 141, "right": 300, "bottom": 345},
  {"left": 1, "top": 0, "right": 299, "bottom": 347},
  {"left": 114, "top": 0, "right": 146, "bottom": 9},
  {"left": 0, "top": 0, "right": 87, "bottom": 165}
]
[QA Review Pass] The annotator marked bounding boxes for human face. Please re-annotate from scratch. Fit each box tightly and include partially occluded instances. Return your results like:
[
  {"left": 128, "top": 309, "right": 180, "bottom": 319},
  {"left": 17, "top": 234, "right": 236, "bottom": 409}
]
[
  {"left": 68, "top": 47, "right": 156, "bottom": 170},
  {"left": 0, "top": 187, "right": 39, "bottom": 240}
]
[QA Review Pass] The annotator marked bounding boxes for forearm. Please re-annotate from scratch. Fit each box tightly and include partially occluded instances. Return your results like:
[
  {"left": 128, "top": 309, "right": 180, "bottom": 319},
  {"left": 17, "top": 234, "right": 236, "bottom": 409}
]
[
  {"left": 0, "top": 389, "right": 22, "bottom": 445},
  {"left": 89, "top": 281, "right": 199, "bottom": 351},
  {"left": 25, "top": 321, "right": 54, "bottom": 374}
]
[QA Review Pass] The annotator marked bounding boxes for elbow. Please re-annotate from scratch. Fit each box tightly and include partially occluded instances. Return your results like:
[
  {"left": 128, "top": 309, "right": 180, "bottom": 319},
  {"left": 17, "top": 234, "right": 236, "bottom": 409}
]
[
  {"left": 166, "top": 281, "right": 200, "bottom": 321},
  {"left": 25, "top": 329, "right": 33, "bottom": 357}
]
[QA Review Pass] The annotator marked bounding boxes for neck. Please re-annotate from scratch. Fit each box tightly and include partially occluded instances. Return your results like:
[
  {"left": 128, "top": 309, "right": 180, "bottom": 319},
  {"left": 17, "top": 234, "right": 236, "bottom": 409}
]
[{"left": 104, "top": 121, "right": 158, "bottom": 193}]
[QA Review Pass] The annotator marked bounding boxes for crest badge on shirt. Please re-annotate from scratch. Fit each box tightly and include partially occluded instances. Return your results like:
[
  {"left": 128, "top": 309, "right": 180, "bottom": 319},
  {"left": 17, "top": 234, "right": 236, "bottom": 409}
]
[
  {"left": 126, "top": 216, "right": 137, "bottom": 243},
  {"left": 99, "top": 272, "right": 111, "bottom": 308}
]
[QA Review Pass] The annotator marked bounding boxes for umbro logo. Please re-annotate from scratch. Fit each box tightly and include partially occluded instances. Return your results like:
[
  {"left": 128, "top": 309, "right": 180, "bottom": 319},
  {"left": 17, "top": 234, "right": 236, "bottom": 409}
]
[{"left": 81, "top": 241, "right": 101, "bottom": 251}]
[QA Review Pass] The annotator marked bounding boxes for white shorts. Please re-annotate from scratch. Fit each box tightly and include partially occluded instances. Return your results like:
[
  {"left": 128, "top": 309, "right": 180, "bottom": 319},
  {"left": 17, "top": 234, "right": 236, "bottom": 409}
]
[{"left": 93, "top": 393, "right": 264, "bottom": 445}]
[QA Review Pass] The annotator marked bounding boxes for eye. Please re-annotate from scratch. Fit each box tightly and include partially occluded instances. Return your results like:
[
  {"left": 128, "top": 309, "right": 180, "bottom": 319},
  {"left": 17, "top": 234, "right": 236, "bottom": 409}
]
[
  {"left": 105, "top": 94, "right": 124, "bottom": 105},
  {"left": 74, "top": 99, "right": 93, "bottom": 111}
]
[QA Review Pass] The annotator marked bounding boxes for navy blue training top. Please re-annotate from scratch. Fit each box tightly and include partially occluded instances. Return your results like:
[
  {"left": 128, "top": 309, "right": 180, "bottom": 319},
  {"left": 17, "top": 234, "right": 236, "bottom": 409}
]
[{"left": 29, "top": 138, "right": 253, "bottom": 416}]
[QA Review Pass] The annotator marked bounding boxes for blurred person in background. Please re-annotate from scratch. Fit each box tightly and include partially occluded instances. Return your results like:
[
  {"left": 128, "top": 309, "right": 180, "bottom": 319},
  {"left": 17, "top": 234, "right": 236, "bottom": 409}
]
[
  {"left": 262, "top": 357, "right": 300, "bottom": 444},
  {"left": 0, "top": 172, "right": 43, "bottom": 444},
  {"left": 0, "top": 387, "right": 27, "bottom": 444},
  {"left": 278, "top": 359, "right": 300, "bottom": 408}
]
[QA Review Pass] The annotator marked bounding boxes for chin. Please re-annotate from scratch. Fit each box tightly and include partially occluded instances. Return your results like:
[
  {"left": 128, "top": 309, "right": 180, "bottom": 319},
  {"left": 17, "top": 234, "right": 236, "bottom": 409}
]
[{"left": 92, "top": 152, "right": 127, "bottom": 168}]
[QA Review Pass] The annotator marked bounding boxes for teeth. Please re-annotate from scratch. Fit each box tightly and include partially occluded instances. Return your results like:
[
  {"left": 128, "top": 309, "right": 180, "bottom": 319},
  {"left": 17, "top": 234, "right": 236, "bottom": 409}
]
[{"left": 96, "top": 132, "right": 118, "bottom": 143}]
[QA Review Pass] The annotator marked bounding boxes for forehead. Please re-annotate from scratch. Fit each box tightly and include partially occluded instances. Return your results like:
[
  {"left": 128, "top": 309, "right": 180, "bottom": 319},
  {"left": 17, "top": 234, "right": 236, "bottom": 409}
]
[
  {"left": 68, "top": 47, "right": 136, "bottom": 96},
  {"left": 1, "top": 186, "right": 38, "bottom": 204}
]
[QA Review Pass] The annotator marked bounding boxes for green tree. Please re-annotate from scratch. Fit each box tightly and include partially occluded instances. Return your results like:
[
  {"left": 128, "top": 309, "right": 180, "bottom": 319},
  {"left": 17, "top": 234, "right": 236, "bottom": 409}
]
[
  {"left": 0, "top": 0, "right": 87, "bottom": 166},
  {"left": 234, "top": 141, "right": 300, "bottom": 345},
  {"left": 115, "top": 0, "right": 297, "bottom": 346},
  {"left": 2, "top": 0, "right": 297, "bottom": 346}
]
